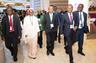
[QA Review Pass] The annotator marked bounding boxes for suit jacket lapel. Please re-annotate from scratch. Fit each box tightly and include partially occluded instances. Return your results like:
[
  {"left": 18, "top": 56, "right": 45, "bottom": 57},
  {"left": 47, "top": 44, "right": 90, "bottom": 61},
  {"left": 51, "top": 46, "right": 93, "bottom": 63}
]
[
  {"left": 13, "top": 15, "right": 15, "bottom": 29},
  {"left": 47, "top": 13, "right": 51, "bottom": 23},
  {"left": 6, "top": 15, "right": 10, "bottom": 28},
  {"left": 77, "top": 11, "right": 79, "bottom": 25},
  {"left": 48, "top": 13, "right": 54, "bottom": 24},
  {"left": 52, "top": 13, "right": 55, "bottom": 23},
  {"left": 66, "top": 13, "right": 70, "bottom": 24}
]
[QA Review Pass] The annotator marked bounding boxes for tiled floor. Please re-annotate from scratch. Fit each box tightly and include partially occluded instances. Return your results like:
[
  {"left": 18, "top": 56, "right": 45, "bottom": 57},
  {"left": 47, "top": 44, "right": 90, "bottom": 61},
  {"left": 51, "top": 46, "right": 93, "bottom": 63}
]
[{"left": 1, "top": 33, "right": 96, "bottom": 63}]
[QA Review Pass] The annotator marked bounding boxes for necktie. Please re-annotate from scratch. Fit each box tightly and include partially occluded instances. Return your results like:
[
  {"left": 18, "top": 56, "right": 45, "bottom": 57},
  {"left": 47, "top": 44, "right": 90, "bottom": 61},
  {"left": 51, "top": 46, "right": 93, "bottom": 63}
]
[
  {"left": 79, "top": 12, "right": 83, "bottom": 27},
  {"left": 9, "top": 15, "right": 14, "bottom": 32},
  {"left": 69, "top": 13, "right": 72, "bottom": 24},
  {"left": 80, "top": 12, "right": 82, "bottom": 21}
]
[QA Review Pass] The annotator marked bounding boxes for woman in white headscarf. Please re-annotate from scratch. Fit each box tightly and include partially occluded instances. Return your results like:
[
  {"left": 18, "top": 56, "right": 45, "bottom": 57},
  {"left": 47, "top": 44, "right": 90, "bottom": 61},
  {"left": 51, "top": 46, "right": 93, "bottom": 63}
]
[{"left": 22, "top": 8, "right": 40, "bottom": 59}]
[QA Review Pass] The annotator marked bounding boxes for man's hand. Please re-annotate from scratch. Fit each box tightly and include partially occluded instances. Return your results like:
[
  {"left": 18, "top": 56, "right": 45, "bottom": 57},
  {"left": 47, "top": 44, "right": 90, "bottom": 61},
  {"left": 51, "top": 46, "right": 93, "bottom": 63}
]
[
  {"left": 18, "top": 36, "right": 21, "bottom": 39},
  {"left": 73, "top": 26, "right": 77, "bottom": 31}
]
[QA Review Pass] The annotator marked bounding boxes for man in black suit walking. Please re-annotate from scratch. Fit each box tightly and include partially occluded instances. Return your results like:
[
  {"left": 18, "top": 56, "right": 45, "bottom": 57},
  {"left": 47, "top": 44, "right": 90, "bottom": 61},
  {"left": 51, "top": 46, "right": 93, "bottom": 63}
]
[
  {"left": 73, "top": 4, "right": 88, "bottom": 56},
  {"left": 1, "top": 7, "right": 22, "bottom": 62},
  {"left": 62, "top": 4, "right": 77, "bottom": 63},
  {"left": 44, "top": 5, "right": 58, "bottom": 56}
]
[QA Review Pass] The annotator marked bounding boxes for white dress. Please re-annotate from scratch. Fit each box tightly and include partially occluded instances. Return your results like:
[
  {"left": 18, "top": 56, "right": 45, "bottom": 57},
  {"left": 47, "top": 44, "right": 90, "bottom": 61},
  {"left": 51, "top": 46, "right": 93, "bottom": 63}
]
[{"left": 22, "top": 15, "right": 40, "bottom": 58}]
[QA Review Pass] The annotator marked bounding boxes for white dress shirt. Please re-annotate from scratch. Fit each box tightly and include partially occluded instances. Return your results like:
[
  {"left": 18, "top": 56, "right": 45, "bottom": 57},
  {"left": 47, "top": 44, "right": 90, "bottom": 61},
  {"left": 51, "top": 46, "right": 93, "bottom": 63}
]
[
  {"left": 68, "top": 13, "right": 74, "bottom": 29},
  {"left": 78, "top": 12, "right": 84, "bottom": 29},
  {"left": 49, "top": 13, "right": 53, "bottom": 22}
]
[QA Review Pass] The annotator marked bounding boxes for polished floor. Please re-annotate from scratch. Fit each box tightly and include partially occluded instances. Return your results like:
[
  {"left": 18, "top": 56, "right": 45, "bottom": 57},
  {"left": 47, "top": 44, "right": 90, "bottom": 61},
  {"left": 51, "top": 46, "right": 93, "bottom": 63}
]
[{"left": 1, "top": 33, "right": 96, "bottom": 63}]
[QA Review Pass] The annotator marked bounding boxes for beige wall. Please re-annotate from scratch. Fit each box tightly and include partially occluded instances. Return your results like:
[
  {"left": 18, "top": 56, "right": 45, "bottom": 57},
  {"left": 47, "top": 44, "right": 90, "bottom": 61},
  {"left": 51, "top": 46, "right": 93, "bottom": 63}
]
[
  {"left": 49, "top": 0, "right": 68, "bottom": 11},
  {"left": 41, "top": 0, "right": 49, "bottom": 11},
  {"left": 40, "top": 0, "right": 68, "bottom": 11}
]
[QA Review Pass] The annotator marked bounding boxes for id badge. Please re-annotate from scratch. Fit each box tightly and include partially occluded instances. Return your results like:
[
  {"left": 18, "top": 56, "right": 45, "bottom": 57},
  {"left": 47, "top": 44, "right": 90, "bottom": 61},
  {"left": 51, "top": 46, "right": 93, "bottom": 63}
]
[
  {"left": 50, "top": 24, "right": 54, "bottom": 28},
  {"left": 70, "top": 25, "right": 73, "bottom": 28}
]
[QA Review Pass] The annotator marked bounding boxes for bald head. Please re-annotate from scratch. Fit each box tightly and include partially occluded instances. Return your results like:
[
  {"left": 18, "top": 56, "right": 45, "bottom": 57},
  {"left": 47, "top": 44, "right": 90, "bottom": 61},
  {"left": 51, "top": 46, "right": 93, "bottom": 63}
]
[{"left": 67, "top": 4, "right": 73, "bottom": 13}]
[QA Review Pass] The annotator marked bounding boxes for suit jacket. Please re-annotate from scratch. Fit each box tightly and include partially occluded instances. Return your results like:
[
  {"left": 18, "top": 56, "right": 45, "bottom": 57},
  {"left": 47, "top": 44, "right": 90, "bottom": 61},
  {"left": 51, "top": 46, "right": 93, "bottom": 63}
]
[
  {"left": 62, "top": 12, "right": 76, "bottom": 37},
  {"left": 1, "top": 14, "right": 22, "bottom": 38},
  {"left": 44, "top": 13, "right": 58, "bottom": 33},
  {"left": 39, "top": 15, "right": 45, "bottom": 31},
  {"left": 73, "top": 11, "right": 87, "bottom": 28}
]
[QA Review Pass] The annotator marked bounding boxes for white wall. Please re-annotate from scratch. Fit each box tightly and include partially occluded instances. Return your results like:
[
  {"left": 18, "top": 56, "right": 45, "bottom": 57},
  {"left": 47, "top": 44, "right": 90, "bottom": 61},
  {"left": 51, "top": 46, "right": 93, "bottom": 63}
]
[{"left": 68, "top": 0, "right": 89, "bottom": 13}]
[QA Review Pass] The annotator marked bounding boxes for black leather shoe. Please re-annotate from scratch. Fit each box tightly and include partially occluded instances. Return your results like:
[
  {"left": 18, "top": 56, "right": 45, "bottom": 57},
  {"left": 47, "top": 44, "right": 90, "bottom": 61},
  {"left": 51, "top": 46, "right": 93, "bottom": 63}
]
[
  {"left": 70, "top": 59, "right": 74, "bottom": 63},
  {"left": 78, "top": 51, "right": 85, "bottom": 56},
  {"left": 32, "top": 57, "right": 36, "bottom": 59},
  {"left": 13, "top": 57, "right": 17, "bottom": 62},
  {"left": 70, "top": 60, "right": 74, "bottom": 63},
  {"left": 50, "top": 52, "right": 55, "bottom": 56},
  {"left": 11, "top": 52, "right": 13, "bottom": 56},
  {"left": 64, "top": 47, "right": 69, "bottom": 54},
  {"left": 47, "top": 51, "right": 49, "bottom": 56},
  {"left": 65, "top": 50, "right": 69, "bottom": 54},
  {"left": 40, "top": 45, "right": 42, "bottom": 48}
]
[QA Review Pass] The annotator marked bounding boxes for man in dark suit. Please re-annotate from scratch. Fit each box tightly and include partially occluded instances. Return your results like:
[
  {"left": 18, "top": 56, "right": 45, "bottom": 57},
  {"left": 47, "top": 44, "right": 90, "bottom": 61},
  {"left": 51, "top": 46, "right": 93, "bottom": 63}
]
[
  {"left": 44, "top": 5, "right": 58, "bottom": 56},
  {"left": 73, "top": 4, "right": 87, "bottom": 56},
  {"left": 62, "top": 4, "right": 77, "bottom": 63},
  {"left": 1, "top": 7, "right": 22, "bottom": 62}
]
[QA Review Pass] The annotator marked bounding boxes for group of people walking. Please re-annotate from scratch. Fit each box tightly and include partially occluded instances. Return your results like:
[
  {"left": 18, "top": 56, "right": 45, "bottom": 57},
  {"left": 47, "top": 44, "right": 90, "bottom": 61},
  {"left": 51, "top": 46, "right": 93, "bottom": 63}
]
[{"left": 1, "top": 3, "right": 89, "bottom": 63}]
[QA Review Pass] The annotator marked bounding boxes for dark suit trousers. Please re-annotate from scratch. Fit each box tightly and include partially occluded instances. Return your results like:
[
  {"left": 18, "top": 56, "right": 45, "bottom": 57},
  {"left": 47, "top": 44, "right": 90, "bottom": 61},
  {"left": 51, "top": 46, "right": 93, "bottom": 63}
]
[
  {"left": 5, "top": 32, "right": 18, "bottom": 58},
  {"left": 46, "top": 31, "right": 55, "bottom": 53},
  {"left": 77, "top": 28, "right": 84, "bottom": 52},
  {"left": 58, "top": 27, "right": 61, "bottom": 43},
  {"left": 38, "top": 31, "right": 43, "bottom": 47},
  {"left": 54, "top": 31, "right": 57, "bottom": 41},
  {"left": 64, "top": 36, "right": 67, "bottom": 46},
  {"left": 64, "top": 29, "right": 73, "bottom": 61}
]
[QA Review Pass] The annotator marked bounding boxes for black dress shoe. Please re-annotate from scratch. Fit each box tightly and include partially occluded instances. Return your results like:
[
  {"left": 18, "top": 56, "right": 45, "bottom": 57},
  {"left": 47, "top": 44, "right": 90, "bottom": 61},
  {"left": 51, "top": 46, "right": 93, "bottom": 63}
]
[
  {"left": 50, "top": 52, "right": 55, "bottom": 56},
  {"left": 78, "top": 51, "right": 85, "bottom": 56},
  {"left": 70, "top": 61, "right": 74, "bottom": 63},
  {"left": 65, "top": 50, "right": 69, "bottom": 54},
  {"left": 64, "top": 47, "right": 69, "bottom": 54},
  {"left": 32, "top": 57, "right": 36, "bottom": 59},
  {"left": 39, "top": 45, "right": 42, "bottom": 48},
  {"left": 70, "top": 59, "right": 74, "bottom": 63},
  {"left": 47, "top": 51, "right": 49, "bottom": 56},
  {"left": 11, "top": 52, "right": 13, "bottom": 56},
  {"left": 13, "top": 57, "right": 18, "bottom": 62}
]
